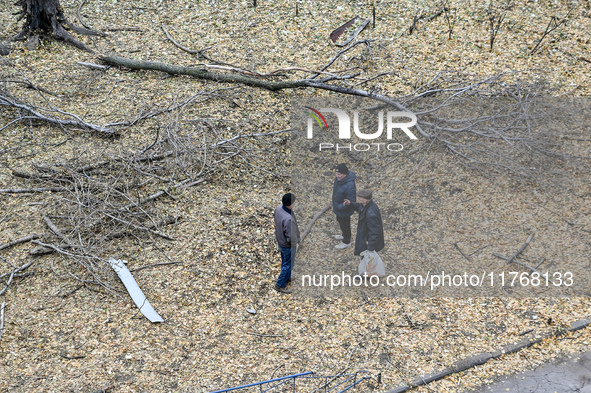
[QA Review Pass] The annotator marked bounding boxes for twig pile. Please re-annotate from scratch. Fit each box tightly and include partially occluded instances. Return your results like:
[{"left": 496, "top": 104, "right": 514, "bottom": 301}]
[{"left": 0, "top": 81, "right": 289, "bottom": 294}]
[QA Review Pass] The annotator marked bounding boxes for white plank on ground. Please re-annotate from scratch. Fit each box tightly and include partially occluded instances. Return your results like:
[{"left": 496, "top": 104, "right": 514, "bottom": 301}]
[{"left": 108, "top": 258, "right": 164, "bottom": 323}]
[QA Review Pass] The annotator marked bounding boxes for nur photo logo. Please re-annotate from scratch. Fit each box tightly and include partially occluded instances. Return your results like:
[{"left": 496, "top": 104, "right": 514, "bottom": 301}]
[{"left": 302, "top": 107, "right": 418, "bottom": 152}]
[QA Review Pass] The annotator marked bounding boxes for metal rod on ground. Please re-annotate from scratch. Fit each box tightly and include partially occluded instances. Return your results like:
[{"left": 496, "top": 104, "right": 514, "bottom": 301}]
[
  {"left": 337, "top": 376, "right": 371, "bottom": 393},
  {"left": 264, "top": 378, "right": 291, "bottom": 392},
  {"left": 209, "top": 372, "right": 314, "bottom": 393}
]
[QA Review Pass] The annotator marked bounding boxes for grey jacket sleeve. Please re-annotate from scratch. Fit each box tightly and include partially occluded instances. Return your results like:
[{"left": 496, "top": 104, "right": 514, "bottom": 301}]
[{"left": 283, "top": 217, "right": 291, "bottom": 244}]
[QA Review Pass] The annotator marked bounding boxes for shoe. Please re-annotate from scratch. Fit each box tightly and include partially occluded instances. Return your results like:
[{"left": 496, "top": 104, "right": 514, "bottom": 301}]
[
  {"left": 334, "top": 235, "right": 344, "bottom": 240},
  {"left": 335, "top": 242, "right": 351, "bottom": 249},
  {"left": 274, "top": 284, "right": 292, "bottom": 294}
]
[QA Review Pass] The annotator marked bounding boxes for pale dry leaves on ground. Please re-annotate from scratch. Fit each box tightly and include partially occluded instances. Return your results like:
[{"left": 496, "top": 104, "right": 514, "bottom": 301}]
[{"left": 0, "top": 0, "right": 591, "bottom": 392}]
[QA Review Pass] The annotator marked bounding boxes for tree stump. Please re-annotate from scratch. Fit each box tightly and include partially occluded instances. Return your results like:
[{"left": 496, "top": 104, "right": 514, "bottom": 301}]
[{"left": 14, "top": 0, "right": 103, "bottom": 52}]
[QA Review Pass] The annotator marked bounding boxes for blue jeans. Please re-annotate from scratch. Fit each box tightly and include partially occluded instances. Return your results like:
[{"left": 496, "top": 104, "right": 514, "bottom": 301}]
[{"left": 276, "top": 245, "right": 294, "bottom": 288}]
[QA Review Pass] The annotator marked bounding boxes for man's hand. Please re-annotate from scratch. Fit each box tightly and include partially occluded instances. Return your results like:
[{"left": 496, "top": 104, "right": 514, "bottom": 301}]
[{"left": 343, "top": 199, "right": 350, "bottom": 206}]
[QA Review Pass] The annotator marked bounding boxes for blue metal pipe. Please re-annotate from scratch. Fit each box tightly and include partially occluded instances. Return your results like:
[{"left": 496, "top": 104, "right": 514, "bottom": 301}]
[
  {"left": 327, "top": 375, "right": 355, "bottom": 392},
  {"left": 261, "top": 378, "right": 290, "bottom": 393},
  {"left": 336, "top": 376, "right": 370, "bottom": 393},
  {"left": 209, "top": 371, "right": 314, "bottom": 393}
]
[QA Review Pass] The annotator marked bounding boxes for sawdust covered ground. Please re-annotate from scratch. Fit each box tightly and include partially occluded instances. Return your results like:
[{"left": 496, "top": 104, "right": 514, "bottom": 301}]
[{"left": 0, "top": 0, "right": 590, "bottom": 392}]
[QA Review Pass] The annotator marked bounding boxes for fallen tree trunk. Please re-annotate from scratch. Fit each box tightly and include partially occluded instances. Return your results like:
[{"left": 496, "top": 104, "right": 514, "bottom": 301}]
[{"left": 98, "top": 54, "right": 425, "bottom": 135}]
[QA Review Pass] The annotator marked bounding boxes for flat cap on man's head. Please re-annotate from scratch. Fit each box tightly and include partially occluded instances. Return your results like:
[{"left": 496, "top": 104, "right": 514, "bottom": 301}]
[
  {"left": 282, "top": 193, "right": 296, "bottom": 206},
  {"left": 357, "top": 189, "right": 372, "bottom": 199},
  {"left": 335, "top": 163, "right": 349, "bottom": 175}
]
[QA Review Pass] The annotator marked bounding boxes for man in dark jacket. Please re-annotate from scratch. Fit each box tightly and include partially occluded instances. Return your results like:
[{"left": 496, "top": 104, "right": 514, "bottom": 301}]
[
  {"left": 332, "top": 163, "right": 357, "bottom": 249},
  {"left": 274, "top": 193, "right": 300, "bottom": 294},
  {"left": 344, "top": 189, "right": 385, "bottom": 256}
]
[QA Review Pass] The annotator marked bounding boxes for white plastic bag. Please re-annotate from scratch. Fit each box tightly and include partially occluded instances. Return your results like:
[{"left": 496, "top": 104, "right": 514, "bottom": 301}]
[{"left": 358, "top": 251, "right": 385, "bottom": 277}]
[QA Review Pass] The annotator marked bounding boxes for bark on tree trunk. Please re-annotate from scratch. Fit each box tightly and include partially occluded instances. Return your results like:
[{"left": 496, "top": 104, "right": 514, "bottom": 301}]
[{"left": 14, "top": 0, "right": 101, "bottom": 52}]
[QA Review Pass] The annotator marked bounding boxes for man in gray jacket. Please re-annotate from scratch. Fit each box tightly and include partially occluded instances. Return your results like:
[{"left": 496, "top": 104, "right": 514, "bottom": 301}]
[{"left": 274, "top": 193, "right": 300, "bottom": 294}]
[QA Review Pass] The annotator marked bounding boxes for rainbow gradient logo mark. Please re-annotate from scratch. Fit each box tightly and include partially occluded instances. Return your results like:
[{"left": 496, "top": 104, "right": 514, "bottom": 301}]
[{"left": 303, "top": 106, "right": 329, "bottom": 131}]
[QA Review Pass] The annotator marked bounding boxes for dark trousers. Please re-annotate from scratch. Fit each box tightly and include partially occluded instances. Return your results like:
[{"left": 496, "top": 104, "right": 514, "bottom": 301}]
[
  {"left": 336, "top": 215, "right": 352, "bottom": 244},
  {"left": 277, "top": 245, "right": 294, "bottom": 288}
]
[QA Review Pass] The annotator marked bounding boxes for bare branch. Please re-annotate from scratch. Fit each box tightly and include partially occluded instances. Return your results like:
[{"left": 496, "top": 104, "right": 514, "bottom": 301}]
[
  {"left": 161, "top": 24, "right": 245, "bottom": 69},
  {"left": 76, "top": 0, "right": 91, "bottom": 30},
  {"left": 0, "top": 234, "right": 40, "bottom": 251},
  {"left": 0, "top": 302, "right": 5, "bottom": 344},
  {"left": 0, "top": 91, "right": 118, "bottom": 136},
  {"left": 0, "top": 260, "right": 36, "bottom": 296},
  {"left": 493, "top": 234, "right": 541, "bottom": 274},
  {"left": 43, "top": 216, "right": 72, "bottom": 246},
  {"left": 129, "top": 261, "right": 183, "bottom": 273},
  {"left": 300, "top": 205, "right": 331, "bottom": 245},
  {"left": 0, "top": 187, "right": 67, "bottom": 193},
  {"left": 530, "top": 10, "right": 573, "bottom": 55}
]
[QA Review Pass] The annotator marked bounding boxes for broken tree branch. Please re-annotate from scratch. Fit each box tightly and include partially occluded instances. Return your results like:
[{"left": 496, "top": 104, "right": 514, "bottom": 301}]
[
  {"left": 530, "top": 10, "right": 572, "bottom": 55},
  {"left": 312, "top": 39, "right": 375, "bottom": 79},
  {"left": 100, "top": 216, "right": 178, "bottom": 242},
  {"left": 0, "top": 302, "right": 5, "bottom": 343},
  {"left": 0, "top": 91, "right": 118, "bottom": 136},
  {"left": 408, "top": 7, "right": 447, "bottom": 35},
  {"left": 493, "top": 234, "right": 542, "bottom": 274},
  {"left": 43, "top": 216, "right": 71, "bottom": 246},
  {"left": 530, "top": 202, "right": 583, "bottom": 226},
  {"left": 31, "top": 240, "right": 78, "bottom": 258},
  {"left": 119, "top": 178, "right": 193, "bottom": 211},
  {"left": 98, "top": 54, "right": 424, "bottom": 134},
  {"left": 300, "top": 205, "right": 331, "bottom": 244},
  {"left": 335, "top": 19, "right": 370, "bottom": 48},
  {"left": 507, "top": 234, "right": 534, "bottom": 265},
  {"left": 76, "top": 61, "right": 109, "bottom": 71},
  {"left": 454, "top": 242, "right": 471, "bottom": 262},
  {"left": 100, "top": 214, "right": 176, "bottom": 241},
  {"left": 487, "top": 2, "right": 507, "bottom": 52},
  {"left": 245, "top": 332, "right": 283, "bottom": 338},
  {"left": 76, "top": 0, "right": 91, "bottom": 30},
  {"left": 161, "top": 23, "right": 208, "bottom": 56},
  {"left": 0, "top": 234, "right": 40, "bottom": 251},
  {"left": 129, "top": 261, "right": 183, "bottom": 273},
  {"left": 0, "top": 187, "right": 67, "bottom": 194},
  {"left": 60, "top": 351, "right": 85, "bottom": 360},
  {"left": 0, "top": 260, "right": 36, "bottom": 296},
  {"left": 494, "top": 253, "right": 542, "bottom": 274},
  {"left": 104, "top": 26, "right": 144, "bottom": 31},
  {"left": 161, "top": 23, "right": 245, "bottom": 69}
]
